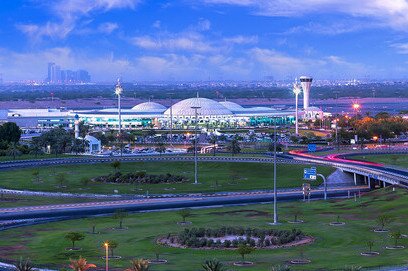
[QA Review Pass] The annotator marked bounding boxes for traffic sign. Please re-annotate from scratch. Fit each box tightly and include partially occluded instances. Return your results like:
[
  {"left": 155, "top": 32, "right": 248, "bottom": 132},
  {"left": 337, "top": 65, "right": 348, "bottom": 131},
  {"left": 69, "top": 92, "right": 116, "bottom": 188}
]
[
  {"left": 303, "top": 167, "right": 317, "bottom": 180},
  {"left": 307, "top": 144, "right": 317, "bottom": 152}
]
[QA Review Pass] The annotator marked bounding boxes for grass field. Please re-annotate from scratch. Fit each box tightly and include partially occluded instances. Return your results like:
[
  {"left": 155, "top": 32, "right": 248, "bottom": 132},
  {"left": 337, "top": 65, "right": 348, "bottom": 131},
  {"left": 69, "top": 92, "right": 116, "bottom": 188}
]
[
  {"left": 0, "top": 162, "right": 334, "bottom": 195},
  {"left": 0, "top": 187, "right": 406, "bottom": 270},
  {"left": 351, "top": 154, "right": 408, "bottom": 168}
]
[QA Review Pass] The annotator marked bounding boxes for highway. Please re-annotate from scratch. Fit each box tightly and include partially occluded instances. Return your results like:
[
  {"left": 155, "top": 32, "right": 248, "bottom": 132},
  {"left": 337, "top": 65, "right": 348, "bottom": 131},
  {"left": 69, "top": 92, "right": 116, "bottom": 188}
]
[
  {"left": 0, "top": 186, "right": 368, "bottom": 220},
  {"left": 0, "top": 150, "right": 407, "bottom": 221}
]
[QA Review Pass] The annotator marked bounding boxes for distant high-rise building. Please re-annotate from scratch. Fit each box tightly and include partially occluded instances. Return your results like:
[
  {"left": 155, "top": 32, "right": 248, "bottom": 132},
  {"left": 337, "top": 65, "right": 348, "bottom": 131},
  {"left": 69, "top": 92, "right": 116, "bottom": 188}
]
[{"left": 45, "top": 63, "right": 91, "bottom": 84}]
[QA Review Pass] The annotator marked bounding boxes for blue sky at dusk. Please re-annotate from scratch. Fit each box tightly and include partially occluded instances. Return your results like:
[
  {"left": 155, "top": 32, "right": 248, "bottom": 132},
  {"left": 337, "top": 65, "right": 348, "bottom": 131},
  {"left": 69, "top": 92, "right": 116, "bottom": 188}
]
[{"left": 1, "top": 0, "right": 408, "bottom": 82}]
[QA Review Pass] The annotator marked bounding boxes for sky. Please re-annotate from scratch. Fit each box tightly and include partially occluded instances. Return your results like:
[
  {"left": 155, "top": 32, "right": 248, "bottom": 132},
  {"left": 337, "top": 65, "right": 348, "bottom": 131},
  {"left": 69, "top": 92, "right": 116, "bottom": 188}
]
[{"left": 1, "top": 0, "right": 408, "bottom": 82}]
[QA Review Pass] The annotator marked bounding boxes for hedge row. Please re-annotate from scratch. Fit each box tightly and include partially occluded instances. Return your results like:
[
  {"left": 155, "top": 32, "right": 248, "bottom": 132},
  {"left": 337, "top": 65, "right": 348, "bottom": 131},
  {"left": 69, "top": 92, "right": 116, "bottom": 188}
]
[{"left": 93, "top": 172, "right": 189, "bottom": 184}]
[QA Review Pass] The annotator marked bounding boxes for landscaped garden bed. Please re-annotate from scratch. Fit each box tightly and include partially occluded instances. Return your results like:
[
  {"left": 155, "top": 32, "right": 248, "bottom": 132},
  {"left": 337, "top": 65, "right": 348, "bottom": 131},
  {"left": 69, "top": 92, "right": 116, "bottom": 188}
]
[{"left": 159, "top": 227, "right": 313, "bottom": 249}]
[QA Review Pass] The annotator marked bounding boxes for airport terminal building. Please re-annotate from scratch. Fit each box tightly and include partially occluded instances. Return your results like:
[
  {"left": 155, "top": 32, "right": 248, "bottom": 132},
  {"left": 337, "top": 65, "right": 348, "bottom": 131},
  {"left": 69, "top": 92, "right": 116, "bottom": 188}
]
[{"left": 3, "top": 97, "right": 297, "bottom": 130}]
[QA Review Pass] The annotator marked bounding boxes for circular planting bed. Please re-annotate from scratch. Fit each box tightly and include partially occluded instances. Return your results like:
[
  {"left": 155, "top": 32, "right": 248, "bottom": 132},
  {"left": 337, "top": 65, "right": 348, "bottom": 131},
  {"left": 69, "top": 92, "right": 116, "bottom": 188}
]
[
  {"left": 65, "top": 247, "right": 82, "bottom": 251},
  {"left": 177, "top": 221, "right": 192, "bottom": 226},
  {"left": 289, "top": 259, "right": 311, "bottom": 264},
  {"left": 373, "top": 229, "right": 389, "bottom": 233},
  {"left": 159, "top": 227, "right": 313, "bottom": 250},
  {"left": 288, "top": 220, "right": 304, "bottom": 224},
  {"left": 101, "top": 256, "right": 122, "bottom": 260},
  {"left": 385, "top": 245, "right": 405, "bottom": 250},
  {"left": 329, "top": 222, "right": 346, "bottom": 226},
  {"left": 360, "top": 252, "right": 380, "bottom": 257},
  {"left": 233, "top": 261, "right": 254, "bottom": 267},
  {"left": 147, "top": 259, "right": 168, "bottom": 264}
]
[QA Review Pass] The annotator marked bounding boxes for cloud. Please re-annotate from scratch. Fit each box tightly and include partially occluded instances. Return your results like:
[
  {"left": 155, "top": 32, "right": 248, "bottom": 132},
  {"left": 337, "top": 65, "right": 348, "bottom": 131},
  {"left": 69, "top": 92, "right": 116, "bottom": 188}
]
[
  {"left": 223, "top": 35, "right": 258, "bottom": 44},
  {"left": 131, "top": 33, "right": 217, "bottom": 53},
  {"left": 16, "top": 0, "right": 140, "bottom": 40},
  {"left": 152, "top": 20, "right": 161, "bottom": 29},
  {"left": 390, "top": 43, "right": 408, "bottom": 54},
  {"left": 202, "top": 0, "right": 408, "bottom": 31},
  {"left": 98, "top": 22, "right": 119, "bottom": 34}
]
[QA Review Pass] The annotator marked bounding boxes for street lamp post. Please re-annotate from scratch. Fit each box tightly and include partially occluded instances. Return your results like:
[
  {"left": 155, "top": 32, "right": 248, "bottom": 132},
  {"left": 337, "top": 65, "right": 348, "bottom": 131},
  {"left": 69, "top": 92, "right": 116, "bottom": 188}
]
[
  {"left": 335, "top": 118, "right": 339, "bottom": 152},
  {"left": 115, "top": 79, "right": 123, "bottom": 134},
  {"left": 273, "top": 118, "right": 278, "bottom": 224},
  {"left": 167, "top": 93, "right": 174, "bottom": 148},
  {"left": 293, "top": 83, "right": 302, "bottom": 136},
  {"left": 104, "top": 242, "right": 109, "bottom": 271},
  {"left": 191, "top": 106, "right": 201, "bottom": 185}
]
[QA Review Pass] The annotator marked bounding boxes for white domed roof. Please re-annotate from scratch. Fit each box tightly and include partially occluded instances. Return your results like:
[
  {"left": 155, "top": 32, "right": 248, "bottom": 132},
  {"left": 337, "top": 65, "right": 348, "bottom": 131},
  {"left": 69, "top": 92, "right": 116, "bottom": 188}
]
[
  {"left": 132, "top": 102, "right": 167, "bottom": 112},
  {"left": 164, "top": 97, "right": 232, "bottom": 116},
  {"left": 219, "top": 101, "right": 244, "bottom": 111}
]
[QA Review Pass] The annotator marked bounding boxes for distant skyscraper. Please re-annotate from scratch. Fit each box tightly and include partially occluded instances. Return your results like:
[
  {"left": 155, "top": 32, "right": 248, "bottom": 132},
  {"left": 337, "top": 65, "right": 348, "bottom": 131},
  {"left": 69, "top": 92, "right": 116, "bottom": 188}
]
[
  {"left": 300, "top": 76, "right": 313, "bottom": 110},
  {"left": 45, "top": 63, "right": 91, "bottom": 84},
  {"left": 47, "top": 62, "right": 55, "bottom": 83}
]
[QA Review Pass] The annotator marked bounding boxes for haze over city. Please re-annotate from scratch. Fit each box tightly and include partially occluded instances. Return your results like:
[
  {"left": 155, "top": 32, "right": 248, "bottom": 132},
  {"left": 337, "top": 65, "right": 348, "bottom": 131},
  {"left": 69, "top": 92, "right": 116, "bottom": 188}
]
[{"left": 2, "top": 1, "right": 408, "bottom": 82}]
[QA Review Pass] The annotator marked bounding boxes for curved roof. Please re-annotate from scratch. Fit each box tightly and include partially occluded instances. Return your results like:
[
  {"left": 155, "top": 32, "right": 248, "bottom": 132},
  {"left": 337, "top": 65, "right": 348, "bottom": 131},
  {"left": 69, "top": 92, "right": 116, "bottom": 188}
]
[
  {"left": 219, "top": 101, "right": 244, "bottom": 111},
  {"left": 164, "top": 97, "right": 232, "bottom": 116},
  {"left": 132, "top": 102, "right": 167, "bottom": 112}
]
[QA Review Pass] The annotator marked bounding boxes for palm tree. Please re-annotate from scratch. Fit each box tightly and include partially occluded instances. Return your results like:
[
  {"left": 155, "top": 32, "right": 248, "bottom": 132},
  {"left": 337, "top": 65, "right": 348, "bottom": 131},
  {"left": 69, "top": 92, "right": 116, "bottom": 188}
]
[
  {"left": 209, "top": 135, "right": 217, "bottom": 156},
  {"left": 111, "top": 160, "right": 121, "bottom": 173},
  {"left": 14, "top": 257, "right": 33, "bottom": 271},
  {"left": 69, "top": 256, "right": 96, "bottom": 271},
  {"left": 390, "top": 231, "right": 402, "bottom": 246},
  {"left": 125, "top": 259, "right": 149, "bottom": 271},
  {"left": 114, "top": 209, "right": 128, "bottom": 229},
  {"left": 202, "top": 259, "right": 225, "bottom": 271}
]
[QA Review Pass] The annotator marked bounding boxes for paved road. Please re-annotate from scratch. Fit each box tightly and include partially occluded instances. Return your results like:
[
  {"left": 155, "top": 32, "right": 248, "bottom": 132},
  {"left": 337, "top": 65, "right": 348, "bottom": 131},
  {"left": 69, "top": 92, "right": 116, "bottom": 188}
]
[{"left": 0, "top": 186, "right": 368, "bottom": 220}]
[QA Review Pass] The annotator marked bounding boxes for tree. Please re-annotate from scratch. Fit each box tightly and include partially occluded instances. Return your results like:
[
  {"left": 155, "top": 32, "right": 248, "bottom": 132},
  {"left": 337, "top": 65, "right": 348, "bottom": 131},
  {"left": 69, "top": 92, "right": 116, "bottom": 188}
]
[
  {"left": 366, "top": 240, "right": 374, "bottom": 253},
  {"left": 69, "top": 257, "right": 96, "bottom": 271},
  {"left": 71, "top": 138, "right": 86, "bottom": 155},
  {"left": 202, "top": 259, "right": 225, "bottom": 271},
  {"left": 32, "top": 170, "right": 40, "bottom": 183},
  {"left": 125, "top": 259, "right": 149, "bottom": 271},
  {"left": 289, "top": 207, "right": 302, "bottom": 222},
  {"left": 155, "top": 142, "right": 166, "bottom": 155},
  {"left": 14, "top": 258, "right": 33, "bottom": 271},
  {"left": 108, "top": 240, "right": 118, "bottom": 257},
  {"left": 87, "top": 218, "right": 97, "bottom": 234},
  {"left": 111, "top": 160, "right": 121, "bottom": 173},
  {"left": 114, "top": 209, "right": 128, "bottom": 229},
  {"left": 376, "top": 214, "right": 393, "bottom": 230},
  {"left": 64, "top": 232, "right": 85, "bottom": 250},
  {"left": 237, "top": 244, "right": 255, "bottom": 262},
  {"left": 177, "top": 208, "right": 192, "bottom": 223},
  {"left": 29, "top": 138, "right": 43, "bottom": 158},
  {"left": 56, "top": 172, "right": 67, "bottom": 188},
  {"left": 390, "top": 231, "right": 402, "bottom": 246},
  {"left": 227, "top": 138, "right": 241, "bottom": 156},
  {"left": 7, "top": 142, "right": 21, "bottom": 160},
  {"left": 209, "top": 135, "right": 218, "bottom": 156},
  {"left": 0, "top": 122, "right": 21, "bottom": 143}
]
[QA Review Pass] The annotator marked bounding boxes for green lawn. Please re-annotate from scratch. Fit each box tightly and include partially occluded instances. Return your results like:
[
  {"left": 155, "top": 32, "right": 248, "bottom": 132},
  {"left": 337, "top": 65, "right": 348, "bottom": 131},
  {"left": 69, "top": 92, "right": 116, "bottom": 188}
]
[
  {"left": 0, "top": 188, "right": 406, "bottom": 270},
  {"left": 0, "top": 162, "right": 333, "bottom": 195},
  {"left": 351, "top": 154, "right": 408, "bottom": 168}
]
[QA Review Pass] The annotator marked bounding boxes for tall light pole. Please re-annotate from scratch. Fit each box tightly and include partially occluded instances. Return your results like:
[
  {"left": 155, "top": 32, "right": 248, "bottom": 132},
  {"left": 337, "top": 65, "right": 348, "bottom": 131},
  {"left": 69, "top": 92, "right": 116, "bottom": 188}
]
[
  {"left": 191, "top": 106, "right": 201, "bottom": 185},
  {"left": 293, "top": 82, "right": 302, "bottom": 136},
  {"left": 115, "top": 79, "right": 123, "bottom": 134},
  {"left": 168, "top": 93, "right": 174, "bottom": 148},
  {"left": 335, "top": 118, "right": 339, "bottom": 151},
  {"left": 104, "top": 242, "right": 109, "bottom": 271},
  {"left": 272, "top": 117, "right": 278, "bottom": 225}
]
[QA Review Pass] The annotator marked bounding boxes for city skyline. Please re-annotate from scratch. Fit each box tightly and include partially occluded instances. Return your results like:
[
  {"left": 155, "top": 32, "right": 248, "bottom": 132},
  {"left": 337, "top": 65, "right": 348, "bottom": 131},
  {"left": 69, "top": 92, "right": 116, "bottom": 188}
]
[
  {"left": 1, "top": 1, "right": 408, "bottom": 82},
  {"left": 46, "top": 62, "right": 91, "bottom": 84}
]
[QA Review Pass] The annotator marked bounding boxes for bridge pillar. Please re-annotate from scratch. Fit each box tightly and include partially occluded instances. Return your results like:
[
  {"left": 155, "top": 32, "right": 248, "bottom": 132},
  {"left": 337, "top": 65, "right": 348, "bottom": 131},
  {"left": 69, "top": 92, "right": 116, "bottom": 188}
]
[
  {"left": 364, "top": 175, "right": 367, "bottom": 185},
  {"left": 367, "top": 176, "right": 371, "bottom": 189},
  {"left": 353, "top": 173, "right": 357, "bottom": 186}
]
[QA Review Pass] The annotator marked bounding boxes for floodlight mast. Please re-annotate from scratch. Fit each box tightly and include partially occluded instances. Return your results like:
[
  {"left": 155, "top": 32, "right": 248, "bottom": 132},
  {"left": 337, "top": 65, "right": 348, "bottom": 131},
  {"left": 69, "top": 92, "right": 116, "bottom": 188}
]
[{"left": 115, "top": 79, "right": 123, "bottom": 134}]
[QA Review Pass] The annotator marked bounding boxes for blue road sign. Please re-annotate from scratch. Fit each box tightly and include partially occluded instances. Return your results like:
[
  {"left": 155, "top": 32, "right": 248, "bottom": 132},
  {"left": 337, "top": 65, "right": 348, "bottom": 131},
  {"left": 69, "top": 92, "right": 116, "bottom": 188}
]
[
  {"left": 304, "top": 167, "right": 317, "bottom": 180},
  {"left": 307, "top": 144, "right": 317, "bottom": 152}
]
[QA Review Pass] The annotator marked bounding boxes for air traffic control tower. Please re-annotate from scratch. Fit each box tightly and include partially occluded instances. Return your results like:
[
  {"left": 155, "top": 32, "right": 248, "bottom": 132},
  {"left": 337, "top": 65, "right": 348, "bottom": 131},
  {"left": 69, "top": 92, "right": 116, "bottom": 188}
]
[{"left": 299, "top": 76, "right": 313, "bottom": 109}]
